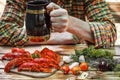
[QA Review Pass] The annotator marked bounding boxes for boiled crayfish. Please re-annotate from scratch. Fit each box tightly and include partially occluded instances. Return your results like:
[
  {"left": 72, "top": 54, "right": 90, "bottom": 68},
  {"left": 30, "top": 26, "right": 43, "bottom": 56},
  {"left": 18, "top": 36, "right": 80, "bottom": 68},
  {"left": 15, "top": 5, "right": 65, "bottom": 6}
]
[
  {"left": 2, "top": 48, "right": 31, "bottom": 60},
  {"left": 3, "top": 47, "right": 61, "bottom": 73},
  {"left": 4, "top": 57, "right": 33, "bottom": 73}
]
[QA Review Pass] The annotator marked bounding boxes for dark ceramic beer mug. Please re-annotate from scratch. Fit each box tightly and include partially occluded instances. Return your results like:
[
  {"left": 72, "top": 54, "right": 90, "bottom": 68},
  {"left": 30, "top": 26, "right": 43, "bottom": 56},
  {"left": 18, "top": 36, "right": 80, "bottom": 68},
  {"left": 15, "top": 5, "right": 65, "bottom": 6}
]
[{"left": 25, "top": 0, "right": 51, "bottom": 42}]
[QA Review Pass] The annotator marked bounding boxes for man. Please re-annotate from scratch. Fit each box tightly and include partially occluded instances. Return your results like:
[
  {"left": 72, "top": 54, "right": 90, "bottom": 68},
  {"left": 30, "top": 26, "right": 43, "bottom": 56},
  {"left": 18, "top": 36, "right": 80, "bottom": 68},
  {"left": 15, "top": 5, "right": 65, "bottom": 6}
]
[{"left": 0, "top": 0, "right": 117, "bottom": 48}]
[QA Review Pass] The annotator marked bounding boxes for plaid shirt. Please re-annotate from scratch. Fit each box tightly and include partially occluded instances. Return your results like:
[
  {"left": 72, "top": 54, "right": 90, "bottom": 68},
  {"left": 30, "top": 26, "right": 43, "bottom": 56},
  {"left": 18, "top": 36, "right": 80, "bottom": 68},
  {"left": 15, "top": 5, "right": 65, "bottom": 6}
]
[{"left": 0, "top": 0, "right": 117, "bottom": 48}]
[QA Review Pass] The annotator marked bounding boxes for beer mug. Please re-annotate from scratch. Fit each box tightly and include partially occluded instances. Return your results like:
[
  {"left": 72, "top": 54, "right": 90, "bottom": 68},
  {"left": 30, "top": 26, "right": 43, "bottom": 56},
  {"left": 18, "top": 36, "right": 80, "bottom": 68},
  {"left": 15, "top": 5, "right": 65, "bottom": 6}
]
[{"left": 25, "top": 0, "right": 51, "bottom": 42}]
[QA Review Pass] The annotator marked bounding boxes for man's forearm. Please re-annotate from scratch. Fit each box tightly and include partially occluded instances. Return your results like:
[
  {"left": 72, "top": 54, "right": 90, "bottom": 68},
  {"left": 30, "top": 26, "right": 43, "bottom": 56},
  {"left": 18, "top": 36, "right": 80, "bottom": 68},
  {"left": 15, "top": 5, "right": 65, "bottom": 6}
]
[{"left": 67, "top": 16, "right": 94, "bottom": 44}]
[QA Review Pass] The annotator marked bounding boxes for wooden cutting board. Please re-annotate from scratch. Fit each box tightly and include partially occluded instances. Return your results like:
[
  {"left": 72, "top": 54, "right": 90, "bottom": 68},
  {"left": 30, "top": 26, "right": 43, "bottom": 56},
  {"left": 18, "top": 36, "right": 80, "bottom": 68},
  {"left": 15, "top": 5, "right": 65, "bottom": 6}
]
[{"left": 3, "top": 60, "right": 64, "bottom": 78}]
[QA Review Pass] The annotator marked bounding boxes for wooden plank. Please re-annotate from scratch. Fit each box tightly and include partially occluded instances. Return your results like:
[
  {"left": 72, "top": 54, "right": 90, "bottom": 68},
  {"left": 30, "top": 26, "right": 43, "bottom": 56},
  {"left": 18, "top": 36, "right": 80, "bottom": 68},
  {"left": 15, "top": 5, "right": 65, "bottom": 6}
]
[
  {"left": 112, "top": 14, "right": 120, "bottom": 23},
  {"left": 106, "top": 0, "right": 120, "bottom": 2},
  {"left": 107, "top": 2, "right": 120, "bottom": 20},
  {"left": 108, "top": 11, "right": 120, "bottom": 23},
  {"left": 0, "top": 61, "right": 5, "bottom": 69},
  {"left": 0, "top": 68, "right": 34, "bottom": 80},
  {"left": 100, "top": 71, "right": 120, "bottom": 80},
  {"left": 107, "top": 2, "right": 120, "bottom": 23}
]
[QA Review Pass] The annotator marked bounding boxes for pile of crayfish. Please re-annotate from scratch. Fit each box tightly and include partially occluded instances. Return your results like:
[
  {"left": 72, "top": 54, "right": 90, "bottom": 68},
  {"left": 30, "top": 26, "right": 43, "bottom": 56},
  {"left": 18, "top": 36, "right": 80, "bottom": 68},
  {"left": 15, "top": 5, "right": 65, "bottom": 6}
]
[{"left": 2, "top": 47, "right": 61, "bottom": 73}]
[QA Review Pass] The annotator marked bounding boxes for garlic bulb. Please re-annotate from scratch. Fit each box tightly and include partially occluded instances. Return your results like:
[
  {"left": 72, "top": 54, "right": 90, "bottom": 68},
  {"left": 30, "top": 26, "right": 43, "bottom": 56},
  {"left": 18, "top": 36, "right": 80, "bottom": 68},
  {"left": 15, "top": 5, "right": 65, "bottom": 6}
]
[
  {"left": 79, "top": 55, "right": 85, "bottom": 62},
  {"left": 63, "top": 56, "right": 73, "bottom": 63}
]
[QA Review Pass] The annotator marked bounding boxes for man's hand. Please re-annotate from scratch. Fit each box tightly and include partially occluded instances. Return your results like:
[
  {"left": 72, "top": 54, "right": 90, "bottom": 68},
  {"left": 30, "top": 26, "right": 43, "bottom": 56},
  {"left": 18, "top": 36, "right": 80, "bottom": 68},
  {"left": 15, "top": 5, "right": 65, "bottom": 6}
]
[
  {"left": 46, "top": 2, "right": 94, "bottom": 44},
  {"left": 46, "top": 2, "right": 69, "bottom": 32}
]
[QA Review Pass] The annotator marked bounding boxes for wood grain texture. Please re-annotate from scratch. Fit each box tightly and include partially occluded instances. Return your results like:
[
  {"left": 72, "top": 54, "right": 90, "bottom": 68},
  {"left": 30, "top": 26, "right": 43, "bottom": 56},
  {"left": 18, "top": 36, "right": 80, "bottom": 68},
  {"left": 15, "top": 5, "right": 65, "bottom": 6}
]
[
  {"left": 107, "top": 2, "right": 120, "bottom": 23},
  {"left": 0, "top": 45, "right": 120, "bottom": 80}
]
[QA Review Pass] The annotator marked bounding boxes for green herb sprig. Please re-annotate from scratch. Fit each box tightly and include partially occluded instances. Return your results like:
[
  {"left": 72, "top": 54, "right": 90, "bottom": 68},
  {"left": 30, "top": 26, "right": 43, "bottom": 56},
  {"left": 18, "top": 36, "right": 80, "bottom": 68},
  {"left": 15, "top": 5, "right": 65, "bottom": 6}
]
[{"left": 71, "top": 46, "right": 114, "bottom": 62}]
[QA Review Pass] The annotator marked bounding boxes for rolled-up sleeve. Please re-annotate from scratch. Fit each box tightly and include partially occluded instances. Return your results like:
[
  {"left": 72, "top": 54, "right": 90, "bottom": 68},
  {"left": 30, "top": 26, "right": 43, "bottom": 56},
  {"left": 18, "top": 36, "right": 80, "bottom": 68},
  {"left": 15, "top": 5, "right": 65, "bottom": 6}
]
[
  {"left": 0, "top": 0, "right": 28, "bottom": 46},
  {"left": 85, "top": 0, "right": 117, "bottom": 48}
]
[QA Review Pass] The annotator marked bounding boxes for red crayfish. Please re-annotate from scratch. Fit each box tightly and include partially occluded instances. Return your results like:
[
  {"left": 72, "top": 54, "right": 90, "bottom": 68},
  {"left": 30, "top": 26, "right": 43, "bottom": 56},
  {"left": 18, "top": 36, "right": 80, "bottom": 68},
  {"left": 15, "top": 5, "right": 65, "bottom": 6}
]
[{"left": 3, "top": 47, "right": 61, "bottom": 73}]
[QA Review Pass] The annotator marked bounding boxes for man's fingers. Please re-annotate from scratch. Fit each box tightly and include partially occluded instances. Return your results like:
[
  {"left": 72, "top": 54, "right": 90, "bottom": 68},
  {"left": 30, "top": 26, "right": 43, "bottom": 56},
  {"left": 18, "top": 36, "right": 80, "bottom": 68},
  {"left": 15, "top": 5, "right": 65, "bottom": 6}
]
[
  {"left": 52, "top": 23, "right": 67, "bottom": 29},
  {"left": 46, "top": 2, "right": 61, "bottom": 10},
  {"left": 51, "top": 16, "right": 68, "bottom": 23},
  {"left": 50, "top": 9, "right": 67, "bottom": 17}
]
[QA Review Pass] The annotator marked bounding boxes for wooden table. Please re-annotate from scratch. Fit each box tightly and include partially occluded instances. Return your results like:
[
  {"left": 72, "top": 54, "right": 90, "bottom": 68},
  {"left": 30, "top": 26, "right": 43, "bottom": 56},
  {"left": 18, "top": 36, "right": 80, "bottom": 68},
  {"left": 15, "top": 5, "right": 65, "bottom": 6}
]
[{"left": 0, "top": 44, "right": 120, "bottom": 80}]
